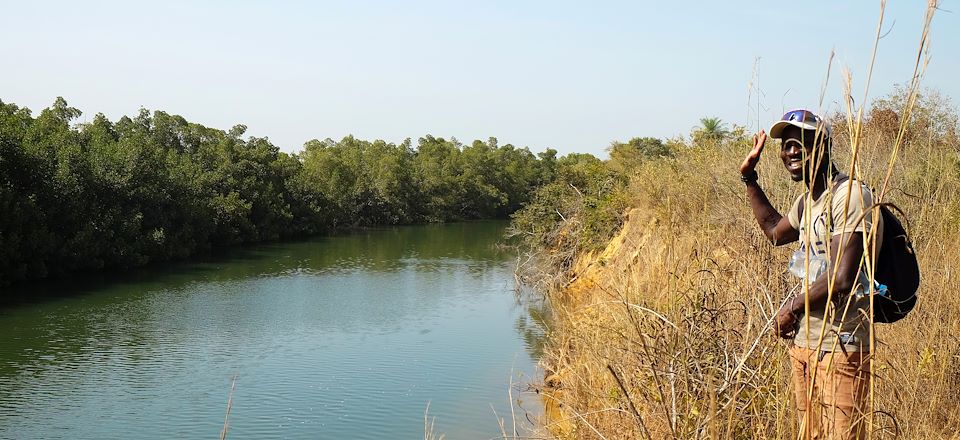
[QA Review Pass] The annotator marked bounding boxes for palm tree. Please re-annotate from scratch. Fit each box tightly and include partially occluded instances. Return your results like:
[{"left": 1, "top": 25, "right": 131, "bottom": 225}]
[{"left": 694, "top": 117, "right": 730, "bottom": 143}]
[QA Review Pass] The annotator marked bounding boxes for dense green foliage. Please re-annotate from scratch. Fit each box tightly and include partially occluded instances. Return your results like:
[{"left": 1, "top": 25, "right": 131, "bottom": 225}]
[
  {"left": 509, "top": 138, "right": 676, "bottom": 273},
  {"left": 0, "top": 98, "right": 562, "bottom": 285}
]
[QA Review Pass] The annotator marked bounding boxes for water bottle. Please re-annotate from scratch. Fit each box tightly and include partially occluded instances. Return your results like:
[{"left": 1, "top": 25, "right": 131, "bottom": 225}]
[{"left": 788, "top": 249, "right": 828, "bottom": 283}]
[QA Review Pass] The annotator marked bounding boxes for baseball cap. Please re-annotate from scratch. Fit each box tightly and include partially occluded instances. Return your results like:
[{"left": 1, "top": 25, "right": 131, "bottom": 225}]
[{"left": 769, "top": 109, "right": 832, "bottom": 140}]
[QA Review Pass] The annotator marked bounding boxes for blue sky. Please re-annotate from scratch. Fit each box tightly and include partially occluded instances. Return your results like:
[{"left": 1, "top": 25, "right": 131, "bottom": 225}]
[{"left": 3, "top": 1, "right": 958, "bottom": 156}]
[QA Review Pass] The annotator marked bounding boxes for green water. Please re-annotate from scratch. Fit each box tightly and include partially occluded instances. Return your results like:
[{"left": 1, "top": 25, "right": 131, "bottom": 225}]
[{"left": 0, "top": 221, "right": 544, "bottom": 439}]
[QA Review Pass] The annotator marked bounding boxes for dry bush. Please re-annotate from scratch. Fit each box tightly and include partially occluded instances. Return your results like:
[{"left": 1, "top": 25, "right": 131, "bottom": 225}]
[
  {"left": 529, "top": 4, "right": 960, "bottom": 438},
  {"left": 536, "top": 96, "right": 960, "bottom": 439}
]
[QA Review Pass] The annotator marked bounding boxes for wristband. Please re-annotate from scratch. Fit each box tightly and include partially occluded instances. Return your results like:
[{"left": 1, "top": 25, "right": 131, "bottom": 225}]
[{"left": 740, "top": 170, "right": 758, "bottom": 183}]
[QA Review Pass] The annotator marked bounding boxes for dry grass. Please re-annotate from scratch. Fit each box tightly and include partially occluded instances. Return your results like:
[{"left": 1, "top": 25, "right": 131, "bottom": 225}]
[
  {"left": 533, "top": 3, "right": 960, "bottom": 439},
  {"left": 538, "top": 126, "right": 960, "bottom": 439}
]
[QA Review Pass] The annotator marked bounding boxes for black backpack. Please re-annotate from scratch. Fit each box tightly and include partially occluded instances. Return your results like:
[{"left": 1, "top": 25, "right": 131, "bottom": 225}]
[{"left": 798, "top": 175, "right": 920, "bottom": 323}]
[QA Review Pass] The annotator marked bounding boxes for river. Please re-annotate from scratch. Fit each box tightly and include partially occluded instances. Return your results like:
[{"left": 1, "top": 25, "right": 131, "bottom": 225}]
[{"left": 0, "top": 221, "right": 543, "bottom": 439}]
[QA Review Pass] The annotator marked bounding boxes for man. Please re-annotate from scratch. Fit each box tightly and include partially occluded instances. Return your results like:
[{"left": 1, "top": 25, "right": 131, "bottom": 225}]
[{"left": 739, "top": 109, "right": 882, "bottom": 440}]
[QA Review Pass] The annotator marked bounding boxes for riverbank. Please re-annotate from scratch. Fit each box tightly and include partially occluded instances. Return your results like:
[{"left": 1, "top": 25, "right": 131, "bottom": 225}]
[
  {"left": 528, "top": 110, "right": 960, "bottom": 438},
  {"left": 1, "top": 98, "right": 565, "bottom": 287}
]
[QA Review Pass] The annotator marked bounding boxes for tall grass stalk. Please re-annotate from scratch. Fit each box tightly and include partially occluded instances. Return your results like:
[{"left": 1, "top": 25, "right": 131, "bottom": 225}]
[
  {"left": 220, "top": 374, "right": 238, "bottom": 440},
  {"left": 424, "top": 402, "right": 446, "bottom": 440},
  {"left": 528, "top": 2, "right": 958, "bottom": 438}
]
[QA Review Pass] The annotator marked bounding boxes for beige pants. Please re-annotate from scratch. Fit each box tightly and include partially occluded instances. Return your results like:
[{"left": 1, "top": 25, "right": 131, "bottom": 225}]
[{"left": 789, "top": 345, "right": 871, "bottom": 440}]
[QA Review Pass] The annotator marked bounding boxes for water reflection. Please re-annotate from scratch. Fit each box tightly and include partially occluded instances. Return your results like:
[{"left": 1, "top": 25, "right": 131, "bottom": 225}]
[
  {"left": 515, "top": 298, "right": 549, "bottom": 360},
  {"left": 0, "top": 221, "right": 542, "bottom": 439},
  {"left": 1, "top": 221, "right": 514, "bottom": 306}
]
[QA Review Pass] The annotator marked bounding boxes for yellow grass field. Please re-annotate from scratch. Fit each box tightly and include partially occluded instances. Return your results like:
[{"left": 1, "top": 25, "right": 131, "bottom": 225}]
[{"left": 531, "top": 79, "right": 960, "bottom": 439}]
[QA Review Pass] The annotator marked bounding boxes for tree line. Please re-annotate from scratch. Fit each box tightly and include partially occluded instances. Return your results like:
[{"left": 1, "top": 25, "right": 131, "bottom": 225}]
[{"left": 0, "top": 98, "right": 568, "bottom": 285}]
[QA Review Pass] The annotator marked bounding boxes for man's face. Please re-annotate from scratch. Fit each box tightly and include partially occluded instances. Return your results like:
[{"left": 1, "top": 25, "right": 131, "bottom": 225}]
[{"left": 779, "top": 126, "right": 823, "bottom": 182}]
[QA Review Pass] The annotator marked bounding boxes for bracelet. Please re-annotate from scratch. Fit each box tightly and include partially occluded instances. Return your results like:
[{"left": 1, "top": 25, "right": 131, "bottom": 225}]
[
  {"left": 787, "top": 296, "right": 804, "bottom": 317},
  {"left": 740, "top": 170, "right": 758, "bottom": 183}
]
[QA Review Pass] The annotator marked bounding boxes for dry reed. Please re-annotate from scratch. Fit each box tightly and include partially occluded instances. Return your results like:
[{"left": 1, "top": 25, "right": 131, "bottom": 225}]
[
  {"left": 220, "top": 374, "right": 238, "bottom": 440},
  {"left": 532, "top": 2, "right": 959, "bottom": 438}
]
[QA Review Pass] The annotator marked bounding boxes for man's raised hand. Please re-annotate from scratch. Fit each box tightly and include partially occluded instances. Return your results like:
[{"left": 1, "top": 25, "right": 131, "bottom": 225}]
[{"left": 740, "top": 130, "right": 767, "bottom": 176}]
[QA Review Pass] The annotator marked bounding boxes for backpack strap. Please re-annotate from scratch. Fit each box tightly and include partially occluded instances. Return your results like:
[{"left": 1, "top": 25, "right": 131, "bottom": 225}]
[{"left": 797, "top": 173, "right": 849, "bottom": 223}]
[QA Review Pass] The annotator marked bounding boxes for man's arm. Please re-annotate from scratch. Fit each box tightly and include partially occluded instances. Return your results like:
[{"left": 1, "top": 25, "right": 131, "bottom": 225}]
[
  {"left": 774, "top": 232, "right": 865, "bottom": 337},
  {"left": 740, "top": 130, "right": 798, "bottom": 246},
  {"left": 744, "top": 181, "right": 799, "bottom": 246}
]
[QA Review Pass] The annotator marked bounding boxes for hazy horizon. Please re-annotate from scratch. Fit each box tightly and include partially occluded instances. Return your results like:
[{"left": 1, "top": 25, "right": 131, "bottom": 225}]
[{"left": 4, "top": 1, "right": 958, "bottom": 157}]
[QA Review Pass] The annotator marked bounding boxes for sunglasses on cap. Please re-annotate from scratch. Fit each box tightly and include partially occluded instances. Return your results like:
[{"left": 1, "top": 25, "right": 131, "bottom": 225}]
[
  {"left": 770, "top": 108, "right": 832, "bottom": 139},
  {"left": 780, "top": 109, "right": 822, "bottom": 126}
]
